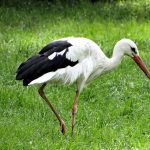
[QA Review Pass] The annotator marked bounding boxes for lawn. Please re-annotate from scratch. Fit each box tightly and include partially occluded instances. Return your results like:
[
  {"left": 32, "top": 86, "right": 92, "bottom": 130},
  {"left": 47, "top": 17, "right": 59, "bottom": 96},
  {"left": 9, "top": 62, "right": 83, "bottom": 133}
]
[{"left": 0, "top": 0, "right": 150, "bottom": 149}]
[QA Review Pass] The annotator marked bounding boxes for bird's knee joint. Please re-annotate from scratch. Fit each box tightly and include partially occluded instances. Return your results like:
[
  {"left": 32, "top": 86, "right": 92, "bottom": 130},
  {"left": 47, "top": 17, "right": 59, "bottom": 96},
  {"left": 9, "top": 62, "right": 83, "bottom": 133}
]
[{"left": 72, "top": 105, "right": 77, "bottom": 115}]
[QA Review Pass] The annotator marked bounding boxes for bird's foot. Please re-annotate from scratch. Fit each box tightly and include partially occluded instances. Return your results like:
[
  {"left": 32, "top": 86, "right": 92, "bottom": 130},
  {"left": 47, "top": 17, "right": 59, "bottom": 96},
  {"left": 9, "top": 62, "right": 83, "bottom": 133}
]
[{"left": 60, "top": 120, "right": 66, "bottom": 135}]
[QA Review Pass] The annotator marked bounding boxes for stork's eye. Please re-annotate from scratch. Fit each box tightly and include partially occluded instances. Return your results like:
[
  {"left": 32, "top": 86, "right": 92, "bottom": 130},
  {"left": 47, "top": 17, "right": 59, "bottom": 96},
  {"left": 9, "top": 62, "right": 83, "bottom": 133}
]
[{"left": 131, "top": 47, "right": 137, "bottom": 54}]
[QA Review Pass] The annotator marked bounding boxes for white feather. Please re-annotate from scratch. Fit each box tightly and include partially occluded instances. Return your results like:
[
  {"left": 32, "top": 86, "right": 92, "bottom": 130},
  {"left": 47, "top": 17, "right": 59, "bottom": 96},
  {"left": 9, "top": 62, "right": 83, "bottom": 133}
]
[
  {"left": 57, "top": 49, "right": 66, "bottom": 55},
  {"left": 48, "top": 52, "right": 57, "bottom": 60},
  {"left": 29, "top": 72, "right": 55, "bottom": 85}
]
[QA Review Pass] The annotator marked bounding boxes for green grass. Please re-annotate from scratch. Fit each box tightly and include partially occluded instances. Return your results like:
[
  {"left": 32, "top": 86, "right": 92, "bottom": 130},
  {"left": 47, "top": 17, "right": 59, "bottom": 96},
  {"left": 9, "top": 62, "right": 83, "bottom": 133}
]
[{"left": 0, "top": 0, "right": 150, "bottom": 149}]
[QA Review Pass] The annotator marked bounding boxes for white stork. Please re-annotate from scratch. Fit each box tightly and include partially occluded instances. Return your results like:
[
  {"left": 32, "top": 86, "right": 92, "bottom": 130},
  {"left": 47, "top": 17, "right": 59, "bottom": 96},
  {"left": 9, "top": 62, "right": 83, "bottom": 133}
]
[{"left": 16, "top": 37, "right": 150, "bottom": 134}]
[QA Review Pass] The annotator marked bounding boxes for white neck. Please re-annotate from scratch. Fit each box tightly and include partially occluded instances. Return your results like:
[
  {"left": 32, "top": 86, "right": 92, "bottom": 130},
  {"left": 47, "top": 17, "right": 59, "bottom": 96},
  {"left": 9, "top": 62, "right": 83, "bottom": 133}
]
[
  {"left": 106, "top": 48, "right": 124, "bottom": 72},
  {"left": 86, "top": 47, "right": 125, "bottom": 83}
]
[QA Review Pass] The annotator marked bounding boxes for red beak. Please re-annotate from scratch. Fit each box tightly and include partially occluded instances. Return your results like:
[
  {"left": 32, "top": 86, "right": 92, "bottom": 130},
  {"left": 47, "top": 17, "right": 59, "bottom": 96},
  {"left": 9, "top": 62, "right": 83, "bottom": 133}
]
[{"left": 133, "top": 55, "right": 150, "bottom": 79}]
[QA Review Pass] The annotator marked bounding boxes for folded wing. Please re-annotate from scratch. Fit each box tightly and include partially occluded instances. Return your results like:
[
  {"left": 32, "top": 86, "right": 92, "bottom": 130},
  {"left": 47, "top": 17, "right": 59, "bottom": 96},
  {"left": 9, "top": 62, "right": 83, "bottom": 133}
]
[{"left": 16, "top": 40, "right": 79, "bottom": 86}]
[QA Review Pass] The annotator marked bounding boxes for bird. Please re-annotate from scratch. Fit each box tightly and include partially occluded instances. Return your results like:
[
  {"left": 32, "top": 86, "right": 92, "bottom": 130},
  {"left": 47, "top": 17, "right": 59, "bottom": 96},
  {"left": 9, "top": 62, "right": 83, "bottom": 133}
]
[{"left": 16, "top": 37, "right": 150, "bottom": 134}]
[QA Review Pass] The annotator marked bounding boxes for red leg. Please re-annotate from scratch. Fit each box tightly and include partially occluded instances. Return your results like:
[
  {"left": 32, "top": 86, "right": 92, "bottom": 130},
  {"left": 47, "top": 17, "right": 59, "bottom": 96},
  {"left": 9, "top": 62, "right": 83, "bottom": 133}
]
[
  {"left": 38, "top": 83, "right": 66, "bottom": 134},
  {"left": 72, "top": 90, "right": 80, "bottom": 134}
]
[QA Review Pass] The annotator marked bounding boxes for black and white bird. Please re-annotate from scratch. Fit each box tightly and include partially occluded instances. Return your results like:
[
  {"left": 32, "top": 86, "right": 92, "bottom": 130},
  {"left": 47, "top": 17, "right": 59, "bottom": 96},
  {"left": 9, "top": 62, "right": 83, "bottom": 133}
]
[{"left": 16, "top": 37, "right": 150, "bottom": 134}]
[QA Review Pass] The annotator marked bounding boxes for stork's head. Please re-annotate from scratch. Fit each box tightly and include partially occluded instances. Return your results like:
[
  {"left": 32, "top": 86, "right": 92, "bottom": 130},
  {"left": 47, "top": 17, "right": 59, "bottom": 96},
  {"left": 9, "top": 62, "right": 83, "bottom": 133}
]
[{"left": 114, "top": 38, "right": 150, "bottom": 79}]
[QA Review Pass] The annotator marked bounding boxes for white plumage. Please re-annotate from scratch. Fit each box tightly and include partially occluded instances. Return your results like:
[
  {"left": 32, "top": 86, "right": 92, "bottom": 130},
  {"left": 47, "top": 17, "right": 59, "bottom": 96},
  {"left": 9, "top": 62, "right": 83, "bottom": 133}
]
[
  {"left": 29, "top": 37, "right": 108, "bottom": 91},
  {"left": 16, "top": 37, "right": 150, "bottom": 134}
]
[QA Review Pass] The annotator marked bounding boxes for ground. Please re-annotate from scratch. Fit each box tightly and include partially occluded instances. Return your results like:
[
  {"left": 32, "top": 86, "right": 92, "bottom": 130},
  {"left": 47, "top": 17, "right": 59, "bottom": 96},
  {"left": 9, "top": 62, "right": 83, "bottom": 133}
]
[{"left": 0, "top": 0, "right": 150, "bottom": 149}]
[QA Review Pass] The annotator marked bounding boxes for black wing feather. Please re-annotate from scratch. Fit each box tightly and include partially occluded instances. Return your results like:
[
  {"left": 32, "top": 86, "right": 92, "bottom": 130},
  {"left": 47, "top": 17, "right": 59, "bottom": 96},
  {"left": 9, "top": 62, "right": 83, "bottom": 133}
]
[
  {"left": 16, "top": 40, "right": 78, "bottom": 86},
  {"left": 39, "top": 40, "right": 72, "bottom": 55},
  {"left": 16, "top": 55, "right": 41, "bottom": 74}
]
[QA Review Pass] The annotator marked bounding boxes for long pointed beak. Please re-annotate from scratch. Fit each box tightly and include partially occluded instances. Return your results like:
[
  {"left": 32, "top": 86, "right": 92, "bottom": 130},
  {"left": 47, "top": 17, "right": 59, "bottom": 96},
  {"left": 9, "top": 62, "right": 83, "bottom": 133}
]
[{"left": 133, "top": 55, "right": 150, "bottom": 79}]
